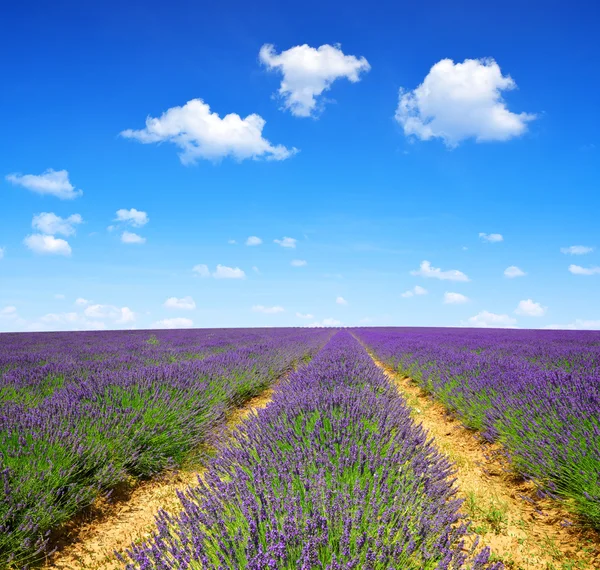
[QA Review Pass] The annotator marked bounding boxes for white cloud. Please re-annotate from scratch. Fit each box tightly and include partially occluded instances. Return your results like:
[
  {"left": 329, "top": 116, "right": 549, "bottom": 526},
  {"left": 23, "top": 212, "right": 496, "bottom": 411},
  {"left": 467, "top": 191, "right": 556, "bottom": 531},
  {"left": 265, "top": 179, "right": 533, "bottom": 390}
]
[
  {"left": 259, "top": 43, "right": 371, "bottom": 117},
  {"left": 401, "top": 285, "right": 428, "bottom": 298},
  {"left": 544, "top": 319, "right": 600, "bottom": 331},
  {"left": 479, "top": 232, "right": 504, "bottom": 243},
  {"left": 193, "top": 264, "right": 245, "bottom": 279},
  {"left": 274, "top": 236, "right": 297, "bottom": 248},
  {"left": 291, "top": 259, "right": 307, "bottom": 267},
  {"left": 336, "top": 296, "right": 348, "bottom": 305},
  {"left": 504, "top": 265, "right": 526, "bottom": 278},
  {"left": 0, "top": 247, "right": 4, "bottom": 260},
  {"left": 252, "top": 305, "right": 284, "bottom": 314},
  {"left": 0, "top": 306, "right": 18, "bottom": 319},
  {"left": 5, "top": 169, "right": 82, "bottom": 199},
  {"left": 444, "top": 292, "right": 469, "bottom": 304},
  {"left": 32, "top": 212, "right": 83, "bottom": 236},
  {"left": 153, "top": 317, "right": 194, "bottom": 329},
  {"left": 24, "top": 234, "right": 71, "bottom": 256},
  {"left": 37, "top": 312, "right": 107, "bottom": 330},
  {"left": 395, "top": 58, "right": 535, "bottom": 147},
  {"left": 117, "top": 307, "right": 136, "bottom": 324},
  {"left": 164, "top": 296, "right": 196, "bottom": 310},
  {"left": 410, "top": 260, "right": 470, "bottom": 281},
  {"left": 81, "top": 304, "right": 135, "bottom": 324},
  {"left": 115, "top": 208, "right": 149, "bottom": 227},
  {"left": 121, "top": 231, "right": 146, "bottom": 244},
  {"left": 515, "top": 299, "right": 547, "bottom": 317},
  {"left": 120, "top": 98, "right": 296, "bottom": 164},
  {"left": 569, "top": 264, "right": 600, "bottom": 275},
  {"left": 307, "top": 317, "right": 342, "bottom": 327},
  {"left": 296, "top": 312, "right": 314, "bottom": 319},
  {"left": 75, "top": 298, "right": 90, "bottom": 306},
  {"left": 246, "top": 236, "right": 262, "bottom": 246},
  {"left": 561, "top": 245, "right": 594, "bottom": 255},
  {"left": 466, "top": 311, "right": 517, "bottom": 328}
]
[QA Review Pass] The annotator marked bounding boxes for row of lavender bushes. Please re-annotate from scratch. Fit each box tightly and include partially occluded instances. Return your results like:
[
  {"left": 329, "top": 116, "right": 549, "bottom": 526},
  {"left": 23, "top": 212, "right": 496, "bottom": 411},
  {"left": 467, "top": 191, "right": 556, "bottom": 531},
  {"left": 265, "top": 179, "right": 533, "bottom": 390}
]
[
  {"left": 124, "top": 331, "right": 500, "bottom": 569},
  {"left": 354, "top": 327, "right": 600, "bottom": 529},
  {"left": 0, "top": 328, "right": 331, "bottom": 568}
]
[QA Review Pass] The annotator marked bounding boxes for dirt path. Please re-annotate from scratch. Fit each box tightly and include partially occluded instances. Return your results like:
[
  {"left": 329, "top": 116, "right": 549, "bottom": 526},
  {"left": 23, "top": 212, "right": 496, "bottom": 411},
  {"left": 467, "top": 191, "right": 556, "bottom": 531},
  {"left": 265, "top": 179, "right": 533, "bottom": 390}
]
[
  {"left": 43, "top": 389, "right": 275, "bottom": 570},
  {"left": 370, "top": 355, "right": 600, "bottom": 569}
]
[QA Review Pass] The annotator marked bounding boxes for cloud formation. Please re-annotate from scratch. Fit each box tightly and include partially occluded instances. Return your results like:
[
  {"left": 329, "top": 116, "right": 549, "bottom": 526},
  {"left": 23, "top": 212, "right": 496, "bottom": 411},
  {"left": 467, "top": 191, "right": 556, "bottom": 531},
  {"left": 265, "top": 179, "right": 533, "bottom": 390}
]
[
  {"left": 153, "top": 317, "right": 194, "bottom": 329},
  {"left": 515, "top": 299, "right": 547, "bottom": 317},
  {"left": 6, "top": 169, "right": 82, "bottom": 199},
  {"left": 121, "top": 98, "right": 296, "bottom": 164},
  {"left": 410, "top": 260, "right": 469, "bottom": 281},
  {"left": 24, "top": 234, "right": 71, "bottom": 256},
  {"left": 245, "top": 236, "right": 262, "bottom": 246},
  {"left": 479, "top": 232, "right": 503, "bottom": 243},
  {"left": 252, "top": 305, "right": 285, "bottom": 314},
  {"left": 395, "top": 58, "right": 535, "bottom": 147},
  {"left": 115, "top": 208, "right": 149, "bottom": 227},
  {"left": 291, "top": 259, "right": 307, "bottom": 267},
  {"left": 561, "top": 245, "right": 594, "bottom": 255},
  {"left": 193, "top": 264, "right": 246, "bottom": 279},
  {"left": 569, "top": 264, "right": 600, "bottom": 275},
  {"left": 32, "top": 213, "right": 82, "bottom": 236},
  {"left": 164, "top": 296, "right": 196, "bottom": 310},
  {"left": 121, "top": 231, "right": 146, "bottom": 244},
  {"left": 504, "top": 265, "right": 526, "bottom": 278},
  {"left": 401, "top": 285, "right": 428, "bottom": 298},
  {"left": 466, "top": 311, "right": 517, "bottom": 328},
  {"left": 336, "top": 296, "right": 348, "bottom": 305},
  {"left": 259, "top": 43, "right": 370, "bottom": 117},
  {"left": 274, "top": 237, "right": 297, "bottom": 248},
  {"left": 444, "top": 292, "right": 469, "bottom": 304}
]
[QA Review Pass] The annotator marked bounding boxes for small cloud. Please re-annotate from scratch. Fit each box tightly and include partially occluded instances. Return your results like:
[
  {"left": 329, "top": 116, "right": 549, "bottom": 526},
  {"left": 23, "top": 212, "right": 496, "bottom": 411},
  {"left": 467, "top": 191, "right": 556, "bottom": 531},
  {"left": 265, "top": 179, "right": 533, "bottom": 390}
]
[
  {"left": 401, "top": 285, "right": 428, "bottom": 298},
  {"left": 84, "top": 304, "right": 136, "bottom": 324},
  {"left": 336, "top": 296, "right": 348, "bottom": 305},
  {"left": 193, "top": 264, "right": 211, "bottom": 277},
  {"left": 121, "top": 231, "right": 146, "bottom": 244},
  {"left": 466, "top": 311, "right": 517, "bottom": 328},
  {"left": 569, "top": 264, "right": 600, "bottom": 276},
  {"left": 24, "top": 234, "right": 71, "bottom": 256},
  {"left": 479, "top": 232, "right": 503, "bottom": 243},
  {"left": 544, "top": 319, "right": 600, "bottom": 330},
  {"left": 504, "top": 265, "right": 526, "bottom": 278},
  {"left": 252, "top": 305, "right": 284, "bottom": 314},
  {"left": 410, "top": 260, "right": 469, "bottom": 281},
  {"left": 153, "top": 317, "right": 194, "bottom": 329},
  {"left": 115, "top": 208, "right": 149, "bottom": 227},
  {"left": 213, "top": 264, "right": 245, "bottom": 279},
  {"left": 228, "top": 239, "right": 237, "bottom": 244},
  {"left": 75, "top": 298, "right": 90, "bottom": 306},
  {"left": 444, "top": 292, "right": 469, "bottom": 304},
  {"left": 307, "top": 317, "right": 341, "bottom": 327},
  {"left": 32, "top": 212, "right": 83, "bottom": 236},
  {"left": 0, "top": 306, "right": 18, "bottom": 319},
  {"left": 259, "top": 43, "right": 370, "bottom": 117},
  {"left": 515, "top": 299, "right": 547, "bottom": 317},
  {"left": 291, "top": 259, "right": 307, "bottom": 267},
  {"left": 246, "top": 236, "right": 262, "bottom": 246},
  {"left": 164, "top": 296, "right": 196, "bottom": 310},
  {"left": 6, "top": 168, "right": 82, "bottom": 199},
  {"left": 561, "top": 245, "right": 594, "bottom": 255},
  {"left": 296, "top": 312, "right": 314, "bottom": 319},
  {"left": 274, "top": 237, "right": 297, "bottom": 248}
]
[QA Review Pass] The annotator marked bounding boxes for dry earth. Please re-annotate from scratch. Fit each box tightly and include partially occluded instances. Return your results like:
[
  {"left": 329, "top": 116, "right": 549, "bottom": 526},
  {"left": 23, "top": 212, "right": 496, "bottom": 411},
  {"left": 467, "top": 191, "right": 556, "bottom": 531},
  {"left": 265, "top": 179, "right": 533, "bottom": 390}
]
[
  {"left": 370, "top": 356, "right": 600, "bottom": 570},
  {"left": 43, "top": 389, "right": 275, "bottom": 570}
]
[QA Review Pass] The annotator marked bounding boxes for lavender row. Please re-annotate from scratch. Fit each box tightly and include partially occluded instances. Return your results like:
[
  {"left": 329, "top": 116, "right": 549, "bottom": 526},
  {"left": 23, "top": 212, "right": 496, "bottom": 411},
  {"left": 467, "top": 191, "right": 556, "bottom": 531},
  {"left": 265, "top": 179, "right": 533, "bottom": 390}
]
[
  {"left": 353, "top": 327, "right": 600, "bottom": 528},
  {"left": 0, "top": 328, "right": 332, "bottom": 568},
  {"left": 124, "top": 331, "right": 500, "bottom": 569}
]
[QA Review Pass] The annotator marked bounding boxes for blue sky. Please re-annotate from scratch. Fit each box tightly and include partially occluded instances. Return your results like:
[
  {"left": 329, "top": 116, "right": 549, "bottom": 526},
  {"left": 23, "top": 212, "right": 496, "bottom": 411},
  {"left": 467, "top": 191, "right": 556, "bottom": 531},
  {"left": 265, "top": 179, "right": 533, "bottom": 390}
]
[{"left": 1, "top": 0, "right": 599, "bottom": 331}]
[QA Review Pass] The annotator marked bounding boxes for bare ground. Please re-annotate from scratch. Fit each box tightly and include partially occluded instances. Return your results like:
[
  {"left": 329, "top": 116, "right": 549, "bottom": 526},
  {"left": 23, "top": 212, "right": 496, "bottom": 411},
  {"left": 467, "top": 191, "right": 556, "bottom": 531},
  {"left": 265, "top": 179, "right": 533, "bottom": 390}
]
[
  {"left": 371, "top": 356, "right": 600, "bottom": 570},
  {"left": 43, "top": 389, "right": 275, "bottom": 570}
]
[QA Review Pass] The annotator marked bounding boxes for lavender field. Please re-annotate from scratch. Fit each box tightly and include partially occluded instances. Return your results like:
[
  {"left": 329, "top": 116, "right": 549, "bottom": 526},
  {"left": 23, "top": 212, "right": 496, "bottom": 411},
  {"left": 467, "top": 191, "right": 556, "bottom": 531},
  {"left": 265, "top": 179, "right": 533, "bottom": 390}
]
[{"left": 1, "top": 327, "right": 599, "bottom": 568}]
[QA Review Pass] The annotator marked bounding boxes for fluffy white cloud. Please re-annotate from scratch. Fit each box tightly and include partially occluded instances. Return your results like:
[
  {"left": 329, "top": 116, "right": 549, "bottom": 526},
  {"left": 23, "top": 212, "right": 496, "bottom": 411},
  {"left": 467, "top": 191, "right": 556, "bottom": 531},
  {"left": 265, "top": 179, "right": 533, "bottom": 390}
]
[
  {"left": 515, "top": 299, "right": 547, "bottom": 317},
  {"left": 75, "top": 298, "right": 90, "bottom": 306},
  {"left": 259, "top": 43, "right": 370, "bottom": 117},
  {"left": 544, "top": 319, "right": 600, "bottom": 331},
  {"left": 401, "top": 285, "right": 428, "bottom": 298},
  {"left": 5, "top": 169, "right": 82, "bottom": 199},
  {"left": 164, "top": 296, "right": 196, "bottom": 310},
  {"left": 274, "top": 237, "right": 297, "bottom": 248},
  {"left": 24, "top": 234, "right": 71, "bottom": 256},
  {"left": 467, "top": 311, "right": 517, "bottom": 328},
  {"left": 296, "top": 312, "right": 314, "bottom": 319},
  {"left": 121, "top": 231, "right": 146, "bottom": 244},
  {"left": 153, "top": 317, "right": 194, "bottom": 329},
  {"left": 444, "top": 292, "right": 469, "bottom": 304},
  {"left": 479, "top": 232, "right": 503, "bottom": 243},
  {"left": 410, "top": 260, "right": 469, "bottom": 281},
  {"left": 395, "top": 58, "right": 535, "bottom": 147},
  {"left": 115, "top": 208, "right": 149, "bottom": 227},
  {"left": 193, "top": 264, "right": 211, "bottom": 277},
  {"left": 291, "top": 259, "right": 307, "bottom": 267},
  {"left": 561, "top": 246, "right": 594, "bottom": 255},
  {"left": 214, "top": 264, "right": 245, "bottom": 279},
  {"left": 84, "top": 304, "right": 136, "bottom": 323},
  {"left": 308, "top": 318, "right": 342, "bottom": 327},
  {"left": 32, "top": 212, "right": 83, "bottom": 236},
  {"left": 569, "top": 264, "right": 600, "bottom": 275},
  {"left": 120, "top": 98, "right": 296, "bottom": 164},
  {"left": 245, "top": 236, "right": 262, "bottom": 246},
  {"left": 336, "top": 296, "right": 348, "bottom": 305},
  {"left": 252, "top": 305, "right": 284, "bottom": 314},
  {"left": 504, "top": 265, "right": 526, "bottom": 278}
]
